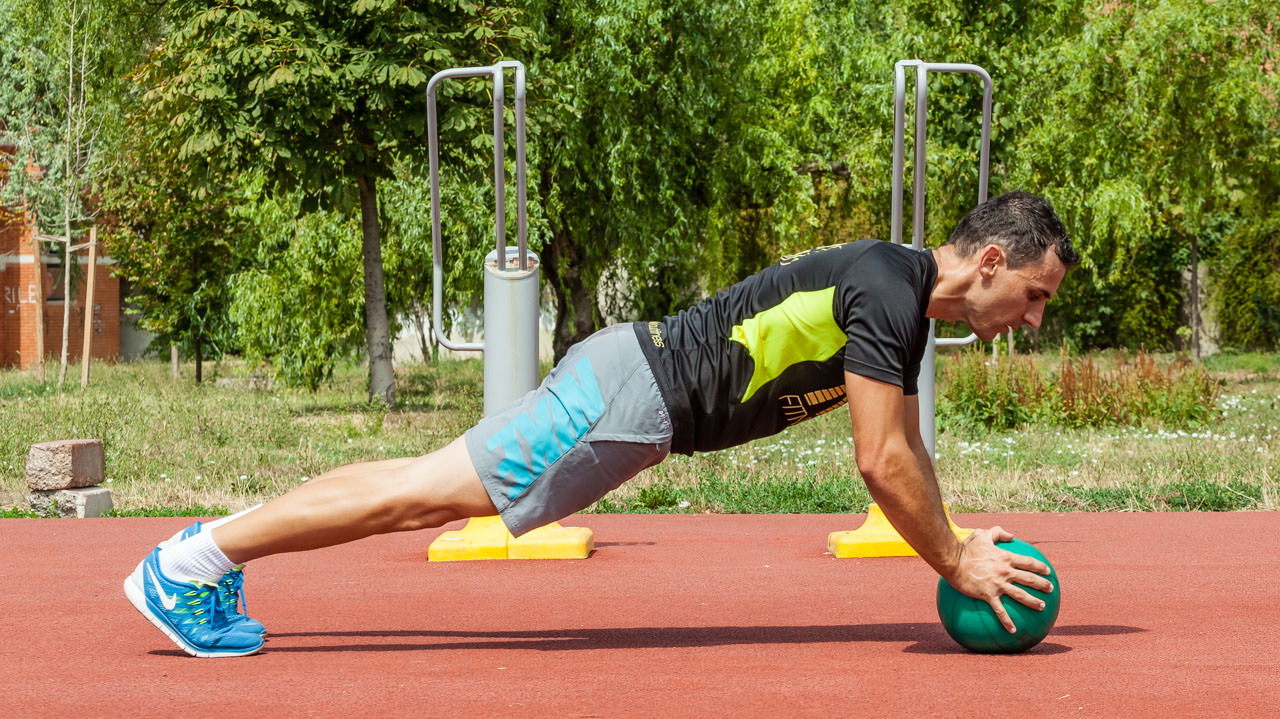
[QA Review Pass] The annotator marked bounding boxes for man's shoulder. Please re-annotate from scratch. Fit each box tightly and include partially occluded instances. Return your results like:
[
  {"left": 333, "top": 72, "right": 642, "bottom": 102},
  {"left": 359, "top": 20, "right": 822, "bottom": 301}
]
[
  {"left": 836, "top": 240, "right": 933, "bottom": 285},
  {"left": 855, "top": 238, "right": 926, "bottom": 261}
]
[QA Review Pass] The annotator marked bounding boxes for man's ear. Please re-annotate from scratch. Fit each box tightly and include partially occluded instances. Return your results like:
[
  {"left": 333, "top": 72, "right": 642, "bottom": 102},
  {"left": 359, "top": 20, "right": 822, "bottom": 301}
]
[{"left": 977, "top": 244, "right": 1005, "bottom": 279}]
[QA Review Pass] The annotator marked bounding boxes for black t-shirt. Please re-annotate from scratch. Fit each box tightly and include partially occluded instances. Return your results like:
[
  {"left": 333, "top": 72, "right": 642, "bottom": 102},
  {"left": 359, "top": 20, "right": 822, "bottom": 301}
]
[{"left": 633, "top": 239, "right": 937, "bottom": 455}]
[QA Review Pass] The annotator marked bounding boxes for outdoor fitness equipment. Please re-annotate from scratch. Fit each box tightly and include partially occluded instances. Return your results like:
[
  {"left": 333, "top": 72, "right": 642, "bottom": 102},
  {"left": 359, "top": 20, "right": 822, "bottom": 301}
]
[
  {"left": 892, "top": 59, "right": 991, "bottom": 459},
  {"left": 427, "top": 60, "right": 538, "bottom": 416},
  {"left": 425, "top": 61, "right": 592, "bottom": 561},
  {"left": 829, "top": 60, "right": 992, "bottom": 559}
]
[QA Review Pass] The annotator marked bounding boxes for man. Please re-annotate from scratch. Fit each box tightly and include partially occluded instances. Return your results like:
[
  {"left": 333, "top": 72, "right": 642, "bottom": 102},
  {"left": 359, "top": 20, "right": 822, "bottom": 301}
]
[{"left": 125, "top": 190, "right": 1079, "bottom": 657}]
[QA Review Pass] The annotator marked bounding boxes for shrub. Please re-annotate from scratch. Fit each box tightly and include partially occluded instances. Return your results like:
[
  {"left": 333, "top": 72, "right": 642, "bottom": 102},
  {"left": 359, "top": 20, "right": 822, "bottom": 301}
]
[
  {"left": 937, "top": 349, "right": 1054, "bottom": 432},
  {"left": 938, "top": 346, "right": 1221, "bottom": 431},
  {"left": 1057, "top": 350, "right": 1221, "bottom": 427}
]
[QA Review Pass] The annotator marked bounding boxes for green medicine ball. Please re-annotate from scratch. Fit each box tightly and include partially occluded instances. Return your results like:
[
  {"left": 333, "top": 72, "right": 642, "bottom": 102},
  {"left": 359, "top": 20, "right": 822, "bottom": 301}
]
[{"left": 936, "top": 538, "right": 1060, "bottom": 653}]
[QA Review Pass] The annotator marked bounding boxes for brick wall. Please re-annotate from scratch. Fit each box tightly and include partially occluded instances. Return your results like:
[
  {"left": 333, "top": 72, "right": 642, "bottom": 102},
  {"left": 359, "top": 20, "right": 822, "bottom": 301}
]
[{"left": 0, "top": 201, "right": 120, "bottom": 369}]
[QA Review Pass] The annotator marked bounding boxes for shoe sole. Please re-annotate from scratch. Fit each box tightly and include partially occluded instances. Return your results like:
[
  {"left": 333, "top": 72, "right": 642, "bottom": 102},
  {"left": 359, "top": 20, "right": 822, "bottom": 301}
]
[{"left": 124, "top": 565, "right": 263, "bottom": 658}]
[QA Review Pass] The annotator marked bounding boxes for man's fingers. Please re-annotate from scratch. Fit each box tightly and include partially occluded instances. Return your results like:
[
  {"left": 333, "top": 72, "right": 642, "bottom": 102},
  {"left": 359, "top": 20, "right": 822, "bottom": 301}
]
[
  {"left": 987, "top": 525, "right": 1015, "bottom": 543},
  {"left": 1010, "top": 553, "right": 1051, "bottom": 576},
  {"left": 987, "top": 597, "right": 1017, "bottom": 633},
  {"left": 1003, "top": 583, "right": 1048, "bottom": 612},
  {"left": 1013, "top": 569, "right": 1054, "bottom": 595}
]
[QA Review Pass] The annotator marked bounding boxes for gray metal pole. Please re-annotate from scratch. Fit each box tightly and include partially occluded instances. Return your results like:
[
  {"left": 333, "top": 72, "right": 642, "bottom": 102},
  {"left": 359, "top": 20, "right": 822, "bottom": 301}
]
[
  {"left": 427, "top": 61, "right": 541, "bottom": 415},
  {"left": 428, "top": 65, "right": 492, "bottom": 353},
  {"left": 890, "top": 60, "right": 992, "bottom": 458},
  {"left": 492, "top": 68, "right": 506, "bottom": 271},
  {"left": 891, "top": 62, "right": 907, "bottom": 246},
  {"left": 498, "top": 60, "right": 529, "bottom": 271},
  {"left": 913, "top": 63, "right": 927, "bottom": 249}
]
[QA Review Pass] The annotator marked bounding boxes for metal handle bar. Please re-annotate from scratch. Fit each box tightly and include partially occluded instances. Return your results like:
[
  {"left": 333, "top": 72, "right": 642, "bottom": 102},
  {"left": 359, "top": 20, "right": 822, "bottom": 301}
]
[{"left": 426, "top": 61, "right": 529, "bottom": 352}]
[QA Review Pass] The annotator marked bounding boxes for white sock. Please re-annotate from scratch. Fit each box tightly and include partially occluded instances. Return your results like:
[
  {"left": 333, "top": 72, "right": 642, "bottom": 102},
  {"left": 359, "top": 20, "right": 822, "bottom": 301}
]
[
  {"left": 163, "top": 504, "right": 262, "bottom": 545},
  {"left": 203, "top": 504, "right": 262, "bottom": 532},
  {"left": 158, "top": 530, "right": 236, "bottom": 586}
]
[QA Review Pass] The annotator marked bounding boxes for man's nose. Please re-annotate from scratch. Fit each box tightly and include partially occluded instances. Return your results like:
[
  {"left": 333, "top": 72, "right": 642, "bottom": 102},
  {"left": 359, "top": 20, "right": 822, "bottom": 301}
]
[{"left": 1024, "top": 305, "right": 1044, "bottom": 330}]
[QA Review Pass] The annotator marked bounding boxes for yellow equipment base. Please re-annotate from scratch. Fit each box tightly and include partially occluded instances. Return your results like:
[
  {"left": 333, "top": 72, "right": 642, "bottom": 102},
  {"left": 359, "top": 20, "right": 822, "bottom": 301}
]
[
  {"left": 827, "top": 503, "right": 972, "bottom": 558},
  {"left": 428, "top": 515, "right": 594, "bottom": 561}
]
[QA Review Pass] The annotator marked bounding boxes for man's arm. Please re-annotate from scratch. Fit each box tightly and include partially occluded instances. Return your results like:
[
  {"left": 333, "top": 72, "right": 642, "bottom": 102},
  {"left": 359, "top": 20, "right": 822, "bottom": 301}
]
[{"left": 845, "top": 370, "right": 1053, "bottom": 632}]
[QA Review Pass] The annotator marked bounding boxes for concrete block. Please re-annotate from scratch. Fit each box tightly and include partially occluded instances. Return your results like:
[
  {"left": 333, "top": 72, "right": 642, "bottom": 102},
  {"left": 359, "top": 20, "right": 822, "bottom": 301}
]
[
  {"left": 26, "top": 439, "right": 105, "bottom": 490},
  {"left": 29, "top": 486, "right": 114, "bottom": 518}
]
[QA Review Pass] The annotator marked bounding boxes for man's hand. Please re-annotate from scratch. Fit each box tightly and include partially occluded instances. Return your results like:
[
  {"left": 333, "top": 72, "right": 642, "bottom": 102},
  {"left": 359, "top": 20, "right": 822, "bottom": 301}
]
[{"left": 945, "top": 526, "right": 1054, "bottom": 633}]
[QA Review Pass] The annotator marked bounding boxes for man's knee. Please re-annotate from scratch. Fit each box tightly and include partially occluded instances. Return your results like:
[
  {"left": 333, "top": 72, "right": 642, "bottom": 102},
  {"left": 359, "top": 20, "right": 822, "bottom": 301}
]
[{"left": 383, "top": 444, "right": 496, "bottom": 530}]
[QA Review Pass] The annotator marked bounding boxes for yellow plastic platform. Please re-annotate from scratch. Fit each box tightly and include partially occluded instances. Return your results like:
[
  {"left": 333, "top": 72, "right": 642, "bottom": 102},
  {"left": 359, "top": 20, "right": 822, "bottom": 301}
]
[
  {"left": 827, "top": 503, "right": 972, "bottom": 558},
  {"left": 428, "top": 515, "right": 594, "bottom": 561}
]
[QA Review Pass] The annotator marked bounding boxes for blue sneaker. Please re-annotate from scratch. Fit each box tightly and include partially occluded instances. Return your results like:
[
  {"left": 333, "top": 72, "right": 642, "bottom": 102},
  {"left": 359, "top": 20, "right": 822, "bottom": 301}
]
[
  {"left": 165, "top": 522, "right": 267, "bottom": 637},
  {"left": 215, "top": 566, "right": 266, "bottom": 636},
  {"left": 124, "top": 548, "right": 264, "bottom": 658}
]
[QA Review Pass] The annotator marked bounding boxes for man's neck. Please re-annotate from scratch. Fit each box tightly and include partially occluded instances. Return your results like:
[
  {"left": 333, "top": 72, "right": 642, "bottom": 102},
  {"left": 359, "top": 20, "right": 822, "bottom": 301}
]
[{"left": 925, "top": 245, "right": 971, "bottom": 322}]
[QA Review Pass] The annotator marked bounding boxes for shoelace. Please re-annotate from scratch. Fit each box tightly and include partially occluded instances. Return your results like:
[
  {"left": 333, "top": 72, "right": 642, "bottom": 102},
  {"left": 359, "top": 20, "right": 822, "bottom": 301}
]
[
  {"left": 181, "top": 584, "right": 219, "bottom": 628},
  {"left": 219, "top": 569, "right": 247, "bottom": 617}
]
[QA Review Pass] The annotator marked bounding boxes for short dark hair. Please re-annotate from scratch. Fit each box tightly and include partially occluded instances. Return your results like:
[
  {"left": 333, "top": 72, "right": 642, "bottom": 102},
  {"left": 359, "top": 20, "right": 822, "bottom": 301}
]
[{"left": 946, "top": 191, "right": 1079, "bottom": 269}]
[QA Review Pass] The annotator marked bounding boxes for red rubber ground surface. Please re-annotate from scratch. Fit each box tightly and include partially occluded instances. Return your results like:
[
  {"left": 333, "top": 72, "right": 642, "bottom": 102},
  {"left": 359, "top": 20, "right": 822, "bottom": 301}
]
[{"left": 3, "top": 512, "right": 1278, "bottom": 717}]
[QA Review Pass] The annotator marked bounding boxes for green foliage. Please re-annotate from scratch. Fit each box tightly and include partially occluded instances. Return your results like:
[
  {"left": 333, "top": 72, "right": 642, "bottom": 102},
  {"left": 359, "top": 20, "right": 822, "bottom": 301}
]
[
  {"left": 1211, "top": 220, "right": 1280, "bottom": 350},
  {"left": 101, "top": 158, "right": 261, "bottom": 363},
  {"left": 140, "top": 0, "right": 531, "bottom": 202},
  {"left": 0, "top": 0, "right": 100, "bottom": 230},
  {"left": 938, "top": 347, "right": 1221, "bottom": 432},
  {"left": 1011, "top": 0, "right": 1280, "bottom": 350},
  {"left": 1055, "top": 350, "right": 1221, "bottom": 428},
  {"left": 129, "top": 0, "right": 536, "bottom": 401},
  {"left": 12, "top": 0, "right": 1278, "bottom": 382},
  {"left": 512, "top": 0, "right": 832, "bottom": 354},
  {"left": 228, "top": 200, "right": 367, "bottom": 389},
  {"left": 936, "top": 351, "right": 1047, "bottom": 431}
]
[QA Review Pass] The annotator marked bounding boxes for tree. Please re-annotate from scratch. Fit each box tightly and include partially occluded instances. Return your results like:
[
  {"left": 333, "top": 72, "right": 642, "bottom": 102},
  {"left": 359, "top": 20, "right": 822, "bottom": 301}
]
[
  {"left": 228, "top": 196, "right": 368, "bottom": 389},
  {"left": 499, "top": 0, "right": 829, "bottom": 358},
  {"left": 99, "top": 139, "right": 260, "bottom": 381},
  {"left": 137, "top": 0, "right": 533, "bottom": 404},
  {"left": 1011, "top": 0, "right": 1280, "bottom": 351},
  {"left": 0, "top": 0, "right": 109, "bottom": 382}
]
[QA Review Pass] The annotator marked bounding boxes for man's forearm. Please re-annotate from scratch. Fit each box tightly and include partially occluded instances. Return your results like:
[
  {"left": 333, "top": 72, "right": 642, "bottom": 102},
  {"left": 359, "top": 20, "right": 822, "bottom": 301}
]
[{"left": 860, "top": 447, "right": 962, "bottom": 579}]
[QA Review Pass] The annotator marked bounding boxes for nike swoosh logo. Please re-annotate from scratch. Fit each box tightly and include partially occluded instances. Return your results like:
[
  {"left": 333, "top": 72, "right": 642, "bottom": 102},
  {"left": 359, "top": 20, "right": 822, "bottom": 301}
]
[{"left": 149, "top": 565, "right": 179, "bottom": 611}]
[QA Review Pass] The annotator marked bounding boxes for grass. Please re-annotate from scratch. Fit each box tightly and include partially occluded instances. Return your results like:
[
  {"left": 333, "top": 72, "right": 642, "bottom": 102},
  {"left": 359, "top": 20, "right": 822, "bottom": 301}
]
[
  {"left": 0, "top": 359, "right": 481, "bottom": 514},
  {"left": 0, "top": 351, "right": 1276, "bottom": 516}
]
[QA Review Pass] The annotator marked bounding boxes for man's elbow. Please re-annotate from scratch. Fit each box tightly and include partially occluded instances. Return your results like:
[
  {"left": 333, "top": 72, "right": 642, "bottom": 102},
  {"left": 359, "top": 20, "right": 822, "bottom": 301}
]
[{"left": 855, "top": 445, "right": 914, "bottom": 488}]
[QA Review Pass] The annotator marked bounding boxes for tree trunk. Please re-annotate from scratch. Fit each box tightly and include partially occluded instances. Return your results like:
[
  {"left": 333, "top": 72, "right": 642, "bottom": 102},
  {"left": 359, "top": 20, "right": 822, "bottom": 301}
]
[
  {"left": 192, "top": 248, "right": 202, "bottom": 382},
  {"left": 59, "top": 2, "right": 76, "bottom": 386},
  {"left": 1189, "top": 235, "right": 1200, "bottom": 360},
  {"left": 537, "top": 169, "right": 599, "bottom": 362},
  {"left": 541, "top": 225, "right": 599, "bottom": 362},
  {"left": 31, "top": 226, "right": 46, "bottom": 382},
  {"left": 410, "top": 298, "right": 432, "bottom": 364},
  {"left": 356, "top": 174, "right": 396, "bottom": 407},
  {"left": 79, "top": 229, "right": 96, "bottom": 388},
  {"left": 58, "top": 207, "right": 71, "bottom": 385}
]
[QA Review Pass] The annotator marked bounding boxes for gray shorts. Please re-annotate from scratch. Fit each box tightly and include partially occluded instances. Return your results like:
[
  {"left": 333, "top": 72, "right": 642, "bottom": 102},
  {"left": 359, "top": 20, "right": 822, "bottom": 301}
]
[{"left": 464, "top": 324, "right": 673, "bottom": 537}]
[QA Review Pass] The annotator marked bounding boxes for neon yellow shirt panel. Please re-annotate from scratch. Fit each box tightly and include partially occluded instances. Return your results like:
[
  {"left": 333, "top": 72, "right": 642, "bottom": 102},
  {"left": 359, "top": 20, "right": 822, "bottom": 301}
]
[{"left": 729, "top": 286, "right": 846, "bottom": 402}]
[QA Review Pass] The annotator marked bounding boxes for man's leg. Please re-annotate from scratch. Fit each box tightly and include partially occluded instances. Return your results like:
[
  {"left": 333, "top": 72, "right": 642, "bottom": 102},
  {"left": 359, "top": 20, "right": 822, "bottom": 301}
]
[
  {"left": 211, "top": 436, "right": 496, "bottom": 564},
  {"left": 124, "top": 435, "right": 496, "bottom": 657}
]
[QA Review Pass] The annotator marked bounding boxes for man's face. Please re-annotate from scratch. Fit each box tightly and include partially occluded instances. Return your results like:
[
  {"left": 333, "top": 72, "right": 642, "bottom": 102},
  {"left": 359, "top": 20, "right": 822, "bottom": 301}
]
[{"left": 964, "top": 245, "right": 1067, "bottom": 342}]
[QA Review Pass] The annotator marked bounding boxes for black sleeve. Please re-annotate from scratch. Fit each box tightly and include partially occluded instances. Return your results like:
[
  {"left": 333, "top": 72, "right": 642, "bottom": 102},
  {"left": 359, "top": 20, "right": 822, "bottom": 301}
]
[{"left": 837, "top": 250, "right": 927, "bottom": 395}]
